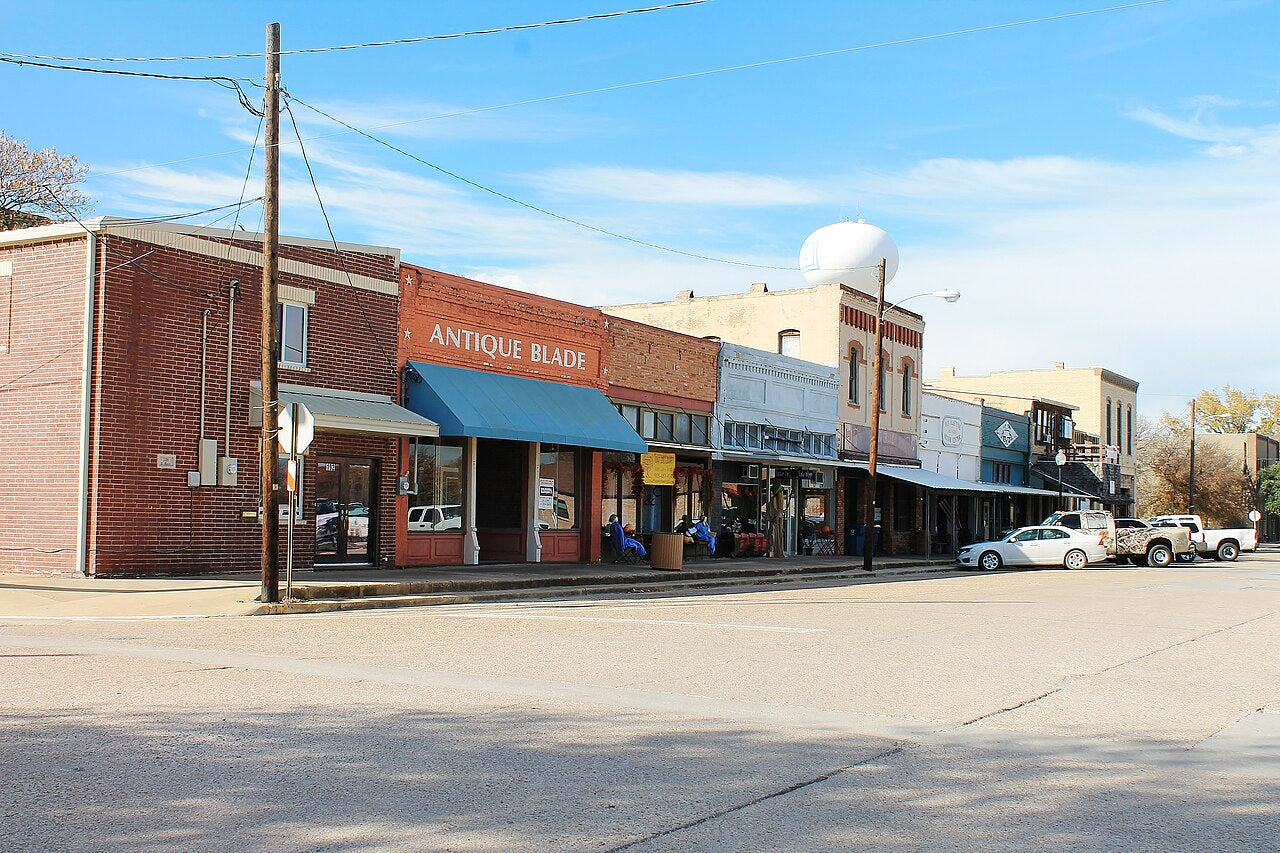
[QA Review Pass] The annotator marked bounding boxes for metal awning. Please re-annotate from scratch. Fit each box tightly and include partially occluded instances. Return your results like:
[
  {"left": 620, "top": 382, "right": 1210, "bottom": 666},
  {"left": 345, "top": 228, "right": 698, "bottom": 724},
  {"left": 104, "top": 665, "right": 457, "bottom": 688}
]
[
  {"left": 250, "top": 382, "right": 439, "bottom": 437},
  {"left": 714, "top": 451, "right": 866, "bottom": 470},
  {"left": 404, "top": 361, "right": 647, "bottom": 453},
  {"left": 879, "top": 465, "right": 1059, "bottom": 497}
]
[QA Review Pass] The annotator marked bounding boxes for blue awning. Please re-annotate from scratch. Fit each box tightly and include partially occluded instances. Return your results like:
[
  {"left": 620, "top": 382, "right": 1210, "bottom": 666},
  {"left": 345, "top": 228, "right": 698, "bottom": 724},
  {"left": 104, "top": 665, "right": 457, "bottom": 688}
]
[{"left": 404, "top": 361, "right": 648, "bottom": 453}]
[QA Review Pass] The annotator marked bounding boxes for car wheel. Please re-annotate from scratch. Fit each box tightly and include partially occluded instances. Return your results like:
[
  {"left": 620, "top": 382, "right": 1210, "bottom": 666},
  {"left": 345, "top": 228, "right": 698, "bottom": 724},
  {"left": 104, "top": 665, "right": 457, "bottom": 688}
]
[
  {"left": 979, "top": 551, "right": 1002, "bottom": 571},
  {"left": 1146, "top": 544, "right": 1173, "bottom": 569},
  {"left": 1175, "top": 551, "right": 1196, "bottom": 563},
  {"left": 1063, "top": 549, "right": 1088, "bottom": 570},
  {"left": 1216, "top": 541, "right": 1239, "bottom": 561}
]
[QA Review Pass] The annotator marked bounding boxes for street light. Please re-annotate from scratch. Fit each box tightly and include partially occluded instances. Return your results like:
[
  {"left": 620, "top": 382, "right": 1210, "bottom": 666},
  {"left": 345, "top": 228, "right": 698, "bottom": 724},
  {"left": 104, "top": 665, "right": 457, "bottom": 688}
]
[
  {"left": 1055, "top": 449, "right": 1067, "bottom": 510},
  {"left": 861, "top": 262, "right": 961, "bottom": 572}
]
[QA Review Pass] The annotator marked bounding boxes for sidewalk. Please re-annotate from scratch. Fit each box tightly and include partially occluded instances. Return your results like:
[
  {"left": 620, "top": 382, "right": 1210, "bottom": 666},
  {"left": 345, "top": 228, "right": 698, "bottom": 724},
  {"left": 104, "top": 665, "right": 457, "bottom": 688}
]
[{"left": 0, "top": 553, "right": 957, "bottom": 619}]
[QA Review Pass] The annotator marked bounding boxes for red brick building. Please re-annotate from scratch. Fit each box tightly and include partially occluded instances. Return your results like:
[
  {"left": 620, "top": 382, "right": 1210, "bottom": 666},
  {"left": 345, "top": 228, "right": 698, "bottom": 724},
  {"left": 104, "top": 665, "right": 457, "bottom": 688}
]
[
  {"left": 396, "top": 263, "right": 646, "bottom": 567},
  {"left": 602, "top": 316, "right": 719, "bottom": 534},
  {"left": 0, "top": 218, "right": 435, "bottom": 575}
]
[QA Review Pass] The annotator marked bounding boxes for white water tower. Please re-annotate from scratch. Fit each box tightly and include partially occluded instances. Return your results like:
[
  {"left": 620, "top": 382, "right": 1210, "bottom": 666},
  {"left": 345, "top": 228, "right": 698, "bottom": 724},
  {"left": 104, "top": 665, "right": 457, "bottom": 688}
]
[{"left": 799, "top": 220, "right": 898, "bottom": 293}]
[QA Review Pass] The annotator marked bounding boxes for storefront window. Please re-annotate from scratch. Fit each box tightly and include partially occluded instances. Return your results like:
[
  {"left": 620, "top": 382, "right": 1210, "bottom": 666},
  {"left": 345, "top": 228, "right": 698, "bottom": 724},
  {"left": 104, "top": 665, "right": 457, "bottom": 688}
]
[
  {"left": 893, "top": 484, "right": 914, "bottom": 531},
  {"left": 719, "top": 483, "right": 760, "bottom": 532},
  {"left": 407, "top": 438, "right": 464, "bottom": 532},
  {"left": 538, "top": 444, "right": 579, "bottom": 530},
  {"left": 602, "top": 457, "right": 640, "bottom": 530},
  {"left": 802, "top": 492, "right": 827, "bottom": 535}
]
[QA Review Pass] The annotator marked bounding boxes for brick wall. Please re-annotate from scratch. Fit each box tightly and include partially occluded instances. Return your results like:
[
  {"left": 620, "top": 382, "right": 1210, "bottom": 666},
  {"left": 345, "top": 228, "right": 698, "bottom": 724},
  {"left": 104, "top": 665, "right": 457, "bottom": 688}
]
[
  {"left": 605, "top": 315, "right": 719, "bottom": 409},
  {"left": 79, "top": 231, "right": 399, "bottom": 576},
  {"left": 0, "top": 237, "right": 91, "bottom": 573},
  {"left": 399, "top": 263, "right": 608, "bottom": 389}
]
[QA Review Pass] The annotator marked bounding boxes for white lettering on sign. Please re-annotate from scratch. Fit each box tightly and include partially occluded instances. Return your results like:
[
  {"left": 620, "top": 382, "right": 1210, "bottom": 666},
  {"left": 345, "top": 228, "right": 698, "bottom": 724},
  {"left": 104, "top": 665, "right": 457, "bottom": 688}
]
[
  {"left": 941, "top": 416, "right": 963, "bottom": 448},
  {"left": 427, "top": 323, "right": 585, "bottom": 370}
]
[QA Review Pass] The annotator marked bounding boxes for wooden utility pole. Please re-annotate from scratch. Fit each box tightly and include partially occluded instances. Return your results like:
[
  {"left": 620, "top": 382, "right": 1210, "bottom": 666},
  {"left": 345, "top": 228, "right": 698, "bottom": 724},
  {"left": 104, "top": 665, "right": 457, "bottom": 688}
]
[
  {"left": 862, "top": 258, "right": 887, "bottom": 572},
  {"left": 1188, "top": 397, "right": 1197, "bottom": 516},
  {"left": 260, "top": 22, "right": 281, "bottom": 603}
]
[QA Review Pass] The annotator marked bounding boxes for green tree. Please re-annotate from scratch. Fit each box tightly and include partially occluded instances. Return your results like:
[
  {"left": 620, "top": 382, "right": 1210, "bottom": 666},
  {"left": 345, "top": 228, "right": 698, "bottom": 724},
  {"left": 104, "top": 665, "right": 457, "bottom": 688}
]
[
  {"left": 1259, "top": 465, "right": 1280, "bottom": 519},
  {"left": 1194, "top": 385, "right": 1280, "bottom": 435},
  {"left": 0, "top": 131, "right": 92, "bottom": 230}
]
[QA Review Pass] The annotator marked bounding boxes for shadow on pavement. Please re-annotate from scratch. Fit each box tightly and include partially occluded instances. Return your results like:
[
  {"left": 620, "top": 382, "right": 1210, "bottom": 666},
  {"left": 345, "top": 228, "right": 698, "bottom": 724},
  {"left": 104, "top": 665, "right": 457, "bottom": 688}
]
[{"left": 1, "top": 703, "right": 1276, "bottom": 852}]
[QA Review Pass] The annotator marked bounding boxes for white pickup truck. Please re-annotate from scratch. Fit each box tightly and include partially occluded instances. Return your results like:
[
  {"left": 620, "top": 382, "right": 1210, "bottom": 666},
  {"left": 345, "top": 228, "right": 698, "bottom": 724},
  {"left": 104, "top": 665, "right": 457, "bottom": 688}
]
[{"left": 1148, "top": 514, "right": 1258, "bottom": 561}]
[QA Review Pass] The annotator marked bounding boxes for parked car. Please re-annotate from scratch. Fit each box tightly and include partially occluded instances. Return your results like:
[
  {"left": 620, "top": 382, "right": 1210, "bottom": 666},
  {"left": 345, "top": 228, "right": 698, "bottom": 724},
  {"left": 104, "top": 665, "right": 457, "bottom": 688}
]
[
  {"left": 957, "top": 525, "right": 1108, "bottom": 571},
  {"left": 1148, "top": 514, "right": 1258, "bottom": 561},
  {"left": 1042, "top": 510, "right": 1193, "bottom": 567},
  {"left": 408, "top": 504, "right": 463, "bottom": 532}
]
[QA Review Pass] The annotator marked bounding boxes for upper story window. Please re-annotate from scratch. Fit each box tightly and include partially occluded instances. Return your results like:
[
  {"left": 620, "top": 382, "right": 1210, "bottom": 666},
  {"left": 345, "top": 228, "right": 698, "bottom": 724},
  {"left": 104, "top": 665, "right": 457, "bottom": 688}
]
[
  {"left": 901, "top": 360, "right": 914, "bottom": 416},
  {"left": 847, "top": 344, "right": 861, "bottom": 404},
  {"left": 778, "top": 329, "right": 800, "bottom": 358},
  {"left": 622, "top": 403, "right": 709, "bottom": 447},
  {"left": 1126, "top": 405, "right": 1133, "bottom": 456},
  {"left": 1105, "top": 398, "right": 1113, "bottom": 445},
  {"left": 277, "top": 301, "right": 309, "bottom": 368}
]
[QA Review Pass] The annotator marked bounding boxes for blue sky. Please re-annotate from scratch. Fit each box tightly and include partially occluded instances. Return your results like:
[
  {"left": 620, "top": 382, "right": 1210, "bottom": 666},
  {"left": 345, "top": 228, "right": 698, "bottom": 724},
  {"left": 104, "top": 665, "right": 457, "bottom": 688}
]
[{"left": 4, "top": 0, "right": 1278, "bottom": 412}]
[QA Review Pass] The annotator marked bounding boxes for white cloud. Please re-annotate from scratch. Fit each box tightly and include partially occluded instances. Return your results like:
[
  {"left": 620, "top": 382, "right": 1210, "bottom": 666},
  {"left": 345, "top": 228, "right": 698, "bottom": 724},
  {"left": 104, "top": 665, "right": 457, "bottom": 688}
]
[
  {"left": 85, "top": 95, "right": 1280, "bottom": 408},
  {"left": 525, "top": 165, "right": 834, "bottom": 206}
]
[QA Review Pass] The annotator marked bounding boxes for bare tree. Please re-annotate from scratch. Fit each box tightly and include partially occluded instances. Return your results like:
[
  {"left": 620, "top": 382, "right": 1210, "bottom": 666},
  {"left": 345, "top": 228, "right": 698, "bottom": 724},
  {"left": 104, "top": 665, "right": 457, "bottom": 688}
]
[
  {"left": 1136, "top": 414, "right": 1254, "bottom": 526},
  {"left": 0, "top": 131, "right": 92, "bottom": 230}
]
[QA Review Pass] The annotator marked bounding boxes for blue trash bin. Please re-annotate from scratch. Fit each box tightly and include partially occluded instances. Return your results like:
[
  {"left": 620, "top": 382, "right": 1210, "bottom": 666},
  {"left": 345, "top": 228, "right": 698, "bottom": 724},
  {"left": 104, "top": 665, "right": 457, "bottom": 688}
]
[{"left": 852, "top": 523, "right": 867, "bottom": 557}]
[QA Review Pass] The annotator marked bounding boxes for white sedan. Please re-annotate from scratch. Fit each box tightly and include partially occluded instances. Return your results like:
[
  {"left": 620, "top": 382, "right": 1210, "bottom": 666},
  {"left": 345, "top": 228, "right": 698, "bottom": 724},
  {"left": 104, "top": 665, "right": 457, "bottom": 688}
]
[{"left": 957, "top": 525, "right": 1108, "bottom": 571}]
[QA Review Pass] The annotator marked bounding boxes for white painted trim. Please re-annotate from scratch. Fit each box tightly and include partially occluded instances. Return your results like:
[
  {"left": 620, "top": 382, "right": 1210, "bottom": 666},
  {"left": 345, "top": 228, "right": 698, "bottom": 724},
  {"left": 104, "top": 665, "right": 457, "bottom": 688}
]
[
  {"left": 279, "top": 284, "right": 315, "bottom": 305},
  {"left": 98, "top": 216, "right": 398, "bottom": 258},
  {"left": 463, "top": 436, "right": 480, "bottom": 565},
  {"left": 0, "top": 218, "right": 400, "bottom": 295},
  {"left": 526, "top": 441, "right": 542, "bottom": 562},
  {"left": 103, "top": 226, "right": 398, "bottom": 296}
]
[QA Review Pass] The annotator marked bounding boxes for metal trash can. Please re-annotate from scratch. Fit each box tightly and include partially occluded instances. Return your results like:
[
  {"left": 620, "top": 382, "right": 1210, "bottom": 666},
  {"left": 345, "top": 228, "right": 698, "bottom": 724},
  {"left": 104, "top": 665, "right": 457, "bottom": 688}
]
[{"left": 650, "top": 532, "right": 685, "bottom": 571}]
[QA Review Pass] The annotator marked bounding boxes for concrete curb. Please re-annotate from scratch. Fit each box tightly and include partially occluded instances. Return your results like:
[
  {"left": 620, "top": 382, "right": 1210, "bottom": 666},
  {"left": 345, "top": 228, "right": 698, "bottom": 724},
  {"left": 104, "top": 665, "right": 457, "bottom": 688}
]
[{"left": 251, "top": 561, "right": 965, "bottom": 616}]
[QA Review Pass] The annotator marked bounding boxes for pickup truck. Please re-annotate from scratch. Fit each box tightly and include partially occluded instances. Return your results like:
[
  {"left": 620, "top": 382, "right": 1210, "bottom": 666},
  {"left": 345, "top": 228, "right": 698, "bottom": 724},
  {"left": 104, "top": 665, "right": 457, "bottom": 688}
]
[
  {"left": 1148, "top": 514, "right": 1257, "bottom": 561},
  {"left": 1041, "top": 510, "right": 1194, "bottom": 567}
]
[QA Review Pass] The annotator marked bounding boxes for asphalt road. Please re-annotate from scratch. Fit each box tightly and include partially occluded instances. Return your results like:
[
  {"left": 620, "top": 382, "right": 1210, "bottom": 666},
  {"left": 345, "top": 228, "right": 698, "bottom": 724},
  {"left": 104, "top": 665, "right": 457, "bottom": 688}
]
[{"left": 3, "top": 552, "right": 1279, "bottom": 852}]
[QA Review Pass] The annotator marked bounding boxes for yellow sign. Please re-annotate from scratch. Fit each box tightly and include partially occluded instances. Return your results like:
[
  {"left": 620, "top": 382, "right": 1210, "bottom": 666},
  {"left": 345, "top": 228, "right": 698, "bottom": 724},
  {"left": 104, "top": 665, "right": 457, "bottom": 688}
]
[{"left": 641, "top": 452, "right": 676, "bottom": 486}]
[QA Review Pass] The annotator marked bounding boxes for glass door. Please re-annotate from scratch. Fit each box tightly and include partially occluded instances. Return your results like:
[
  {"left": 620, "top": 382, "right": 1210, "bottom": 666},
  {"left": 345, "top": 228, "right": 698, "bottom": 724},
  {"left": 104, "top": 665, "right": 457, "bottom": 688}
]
[{"left": 314, "top": 456, "right": 377, "bottom": 565}]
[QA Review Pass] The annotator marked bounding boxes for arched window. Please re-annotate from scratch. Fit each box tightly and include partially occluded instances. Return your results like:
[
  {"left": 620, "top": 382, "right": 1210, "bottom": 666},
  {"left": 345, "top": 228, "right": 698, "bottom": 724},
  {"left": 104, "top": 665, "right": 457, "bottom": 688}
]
[
  {"left": 901, "top": 358, "right": 914, "bottom": 416},
  {"left": 847, "top": 344, "right": 862, "bottom": 404},
  {"left": 1106, "top": 398, "right": 1113, "bottom": 445},
  {"left": 778, "top": 329, "right": 800, "bottom": 358}
]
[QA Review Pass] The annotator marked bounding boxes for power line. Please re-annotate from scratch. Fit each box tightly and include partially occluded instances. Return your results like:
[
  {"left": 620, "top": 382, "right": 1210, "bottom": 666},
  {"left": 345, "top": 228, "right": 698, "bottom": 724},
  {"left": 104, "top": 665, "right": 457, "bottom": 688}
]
[
  {"left": 0, "top": 2, "right": 709, "bottom": 62},
  {"left": 287, "top": 93, "right": 800, "bottom": 271},
  {"left": 276, "top": 0, "right": 1173, "bottom": 136},
  {"left": 32, "top": 0, "right": 1168, "bottom": 183},
  {"left": 281, "top": 97, "right": 398, "bottom": 377},
  {"left": 0, "top": 56, "right": 263, "bottom": 114}
]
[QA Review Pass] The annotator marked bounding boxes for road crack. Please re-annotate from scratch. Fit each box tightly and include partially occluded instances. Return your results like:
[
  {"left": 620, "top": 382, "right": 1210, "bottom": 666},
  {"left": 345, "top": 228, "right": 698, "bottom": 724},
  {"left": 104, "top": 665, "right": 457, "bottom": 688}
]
[{"left": 605, "top": 745, "right": 907, "bottom": 852}]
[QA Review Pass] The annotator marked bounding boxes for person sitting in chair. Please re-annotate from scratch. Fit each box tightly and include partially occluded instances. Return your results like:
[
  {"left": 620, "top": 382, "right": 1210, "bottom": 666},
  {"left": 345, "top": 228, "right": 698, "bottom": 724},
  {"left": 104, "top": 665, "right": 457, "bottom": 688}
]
[
  {"left": 609, "top": 514, "right": 647, "bottom": 559},
  {"left": 689, "top": 517, "right": 713, "bottom": 547}
]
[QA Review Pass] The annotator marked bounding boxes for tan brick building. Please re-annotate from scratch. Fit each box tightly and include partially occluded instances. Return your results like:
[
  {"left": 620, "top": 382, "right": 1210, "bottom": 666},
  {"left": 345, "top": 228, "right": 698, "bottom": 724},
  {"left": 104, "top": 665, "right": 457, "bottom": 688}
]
[{"left": 928, "top": 363, "right": 1140, "bottom": 510}]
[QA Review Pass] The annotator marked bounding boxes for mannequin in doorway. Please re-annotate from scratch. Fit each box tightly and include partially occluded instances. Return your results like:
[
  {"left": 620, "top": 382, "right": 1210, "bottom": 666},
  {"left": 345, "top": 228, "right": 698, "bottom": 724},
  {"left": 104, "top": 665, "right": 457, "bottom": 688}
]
[{"left": 766, "top": 484, "right": 788, "bottom": 558}]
